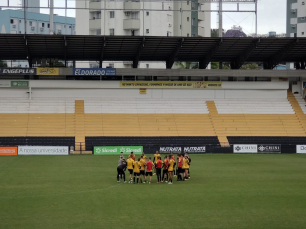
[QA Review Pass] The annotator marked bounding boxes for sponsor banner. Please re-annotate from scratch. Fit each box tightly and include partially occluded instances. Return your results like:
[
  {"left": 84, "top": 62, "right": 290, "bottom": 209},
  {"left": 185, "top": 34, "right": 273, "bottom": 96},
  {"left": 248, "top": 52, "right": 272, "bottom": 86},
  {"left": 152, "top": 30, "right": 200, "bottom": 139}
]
[
  {"left": 0, "top": 68, "right": 35, "bottom": 75},
  {"left": 73, "top": 68, "right": 116, "bottom": 76},
  {"left": 297, "top": 145, "right": 306, "bottom": 154},
  {"left": 36, "top": 68, "right": 59, "bottom": 75},
  {"left": 11, "top": 81, "right": 29, "bottom": 88},
  {"left": 0, "top": 147, "right": 18, "bottom": 156},
  {"left": 233, "top": 144, "right": 257, "bottom": 153},
  {"left": 257, "top": 144, "right": 281, "bottom": 153},
  {"left": 139, "top": 89, "right": 147, "bottom": 94},
  {"left": 18, "top": 146, "right": 69, "bottom": 155},
  {"left": 183, "top": 146, "right": 206, "bottom": 153},
  {"left": 0, "top": 80, "right": 11, "bottom": 87},
  {"left": 120, "top": 81, "right": 222, "bottom": 89},
  {"left": 94, "top": 146, "right": 143, "bottom": 155},
  {"left": 159, "top": 147, "right": 182, "bottom": 154}
]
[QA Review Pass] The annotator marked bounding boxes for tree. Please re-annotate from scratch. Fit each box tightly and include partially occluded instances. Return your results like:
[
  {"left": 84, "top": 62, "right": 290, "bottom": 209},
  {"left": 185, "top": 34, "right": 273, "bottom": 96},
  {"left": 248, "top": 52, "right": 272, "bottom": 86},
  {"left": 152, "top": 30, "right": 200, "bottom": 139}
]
[
  {"left": 175, "top": 62, "right": 199, "bottom": 69},
  {"left": 0, "top": 60, "right": 7, "bottom": 67}
]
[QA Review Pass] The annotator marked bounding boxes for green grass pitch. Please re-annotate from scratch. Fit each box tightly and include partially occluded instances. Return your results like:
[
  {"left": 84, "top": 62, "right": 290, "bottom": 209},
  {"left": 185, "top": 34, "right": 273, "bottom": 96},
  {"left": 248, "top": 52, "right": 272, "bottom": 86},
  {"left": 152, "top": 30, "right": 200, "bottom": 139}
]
[{"left": 0, "top": 154, "right": 306, "bottom": 229}]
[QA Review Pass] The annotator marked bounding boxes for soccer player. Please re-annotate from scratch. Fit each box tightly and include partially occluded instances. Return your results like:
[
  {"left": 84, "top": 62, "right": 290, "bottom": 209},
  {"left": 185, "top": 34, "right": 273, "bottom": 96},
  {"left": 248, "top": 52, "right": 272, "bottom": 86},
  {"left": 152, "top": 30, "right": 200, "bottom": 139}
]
[
  {"left": 141, "top": 152, "right": 147, "bottom": 161},
  {"left": 139, "top": 156, "right": 146, "bottom": 183},
  {"left": 186, "top": 154, "right": 191, "bottom": 179},
  {"left": 117, "top": 157, "right": 127, "bottom": 183},
  {"left": 153, "top": 150, "right": 161, "bottom": 175},
  {"left": 182, "top": 155, "right": 190, "bottom": 180},
  {"left": 177, "top": 154, "right": 184, "bottom": 181},
  {"left": 155, "top": 156, "right": 163, "bottom": 183},
  {"left": 170, "top": 153, "right": 176, "bottom": 177},
  {"left": 130, "top": 152, "right": 135, "bottom": 161},
  {"left": 162, "top": 155, "right": 169, "bottom": 183},
  {"left": 144, "top": 157, "right": 154, "bottom": 184},
  {"left": 168, "top": 155, "right": 176, "bottom": 184},
  {"left": 126, "top": 155, "right": 134, "bottom": 182},
  {"left": 133, "top": 158, "right": 141, "bottom": 184},
  {"left": 117, "top": 155, "right": 125, "bottom": 179}
]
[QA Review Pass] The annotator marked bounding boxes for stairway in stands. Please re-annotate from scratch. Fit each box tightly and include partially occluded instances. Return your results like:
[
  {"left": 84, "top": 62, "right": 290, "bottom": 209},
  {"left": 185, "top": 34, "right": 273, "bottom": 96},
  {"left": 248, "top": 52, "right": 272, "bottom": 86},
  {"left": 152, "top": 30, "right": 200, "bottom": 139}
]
[
  {"left": 288, "top": 90, "right": 306, "bottom": 134},
  {"left": 75, "top": 100, "right": 85, "bottom": 151},
  {"left": 206, "top": 101, "right": 230, "bottom": 147}
]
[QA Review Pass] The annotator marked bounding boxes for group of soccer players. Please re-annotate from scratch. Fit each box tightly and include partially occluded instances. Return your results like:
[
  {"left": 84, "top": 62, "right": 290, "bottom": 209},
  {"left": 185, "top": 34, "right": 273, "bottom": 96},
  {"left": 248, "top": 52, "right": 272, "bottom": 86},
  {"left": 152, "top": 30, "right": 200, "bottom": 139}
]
[{"left": 116, "top": 151, "right": 191, "bottom": 184}]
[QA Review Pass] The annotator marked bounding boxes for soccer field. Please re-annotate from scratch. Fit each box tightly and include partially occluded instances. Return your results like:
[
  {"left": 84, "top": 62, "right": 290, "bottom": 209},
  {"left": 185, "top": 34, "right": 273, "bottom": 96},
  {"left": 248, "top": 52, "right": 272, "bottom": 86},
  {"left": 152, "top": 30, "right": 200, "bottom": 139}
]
[{"left": 0, "top": 154, "right": 306, "bottom": 229}]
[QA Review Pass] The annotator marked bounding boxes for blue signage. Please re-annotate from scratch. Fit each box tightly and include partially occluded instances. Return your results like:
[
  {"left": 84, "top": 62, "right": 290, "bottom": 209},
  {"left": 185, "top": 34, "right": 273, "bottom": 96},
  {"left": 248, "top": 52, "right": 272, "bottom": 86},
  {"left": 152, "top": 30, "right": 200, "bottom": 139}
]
[{"left": 73, "top": 68, "right": 116, "bottom": 76}]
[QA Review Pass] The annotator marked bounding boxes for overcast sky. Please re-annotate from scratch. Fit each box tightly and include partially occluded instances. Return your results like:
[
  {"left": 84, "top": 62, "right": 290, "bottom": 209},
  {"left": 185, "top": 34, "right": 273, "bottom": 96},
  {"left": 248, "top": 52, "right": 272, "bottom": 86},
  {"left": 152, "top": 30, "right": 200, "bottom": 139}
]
[{"left": 1, "top": 0, "right": 287, "bottom": 35}]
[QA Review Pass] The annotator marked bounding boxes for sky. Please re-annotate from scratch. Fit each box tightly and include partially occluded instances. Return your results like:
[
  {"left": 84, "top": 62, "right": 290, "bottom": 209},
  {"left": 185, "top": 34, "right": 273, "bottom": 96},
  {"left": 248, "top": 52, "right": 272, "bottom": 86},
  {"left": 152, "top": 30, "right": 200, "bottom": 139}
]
[{"left": 0, "top": 0, "right": 287, "bottom": 35}]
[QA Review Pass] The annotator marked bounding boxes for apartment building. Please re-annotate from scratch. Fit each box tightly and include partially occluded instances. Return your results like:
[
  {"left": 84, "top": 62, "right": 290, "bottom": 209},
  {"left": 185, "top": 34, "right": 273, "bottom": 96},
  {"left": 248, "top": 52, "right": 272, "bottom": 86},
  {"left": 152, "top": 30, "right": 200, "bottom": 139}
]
[
  {"left": 76, "top": 0, "right": 211, "bottom": 69},
  {"left": 287, "top": 0, "right": 306, "bottom": 37},
  {"left": 0, "top": 9, "right": 75, "bottom": 35}
]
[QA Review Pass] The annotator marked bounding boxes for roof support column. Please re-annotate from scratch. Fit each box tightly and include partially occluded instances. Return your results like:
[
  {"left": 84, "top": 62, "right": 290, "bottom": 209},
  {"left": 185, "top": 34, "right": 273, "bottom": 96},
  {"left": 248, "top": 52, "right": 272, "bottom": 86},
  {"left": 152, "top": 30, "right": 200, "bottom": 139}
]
[{"left": 166, "top": 38, "right": 184, "bottom": 69}]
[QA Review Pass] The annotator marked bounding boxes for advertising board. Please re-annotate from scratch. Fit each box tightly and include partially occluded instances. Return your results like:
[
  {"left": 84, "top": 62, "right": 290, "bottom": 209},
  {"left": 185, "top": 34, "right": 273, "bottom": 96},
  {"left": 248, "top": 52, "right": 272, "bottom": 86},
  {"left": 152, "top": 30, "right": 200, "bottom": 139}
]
[
  {"left": 120, "top": 81, "right": 222, "bottom": 89},
  {"left": 73, "top": 68, "right": 116, "bottom": 76},
  {"left": 297, "top": 145, "right": 306, "bottom": 154},
  {"left": 233, "top": 145, "right": 257, "bottom": 153},
  {"left": 36, "top": 68, "right": 59, "bottom": 75},
  {"left": 0, "top": 147, "right": 18, "bottom": 156},
  {"left": 159, "top": 147, "right": 182, "bottom": 154},
  {"left": 257, "top": 145, "right": 281, "bottom": 153},
  {"left": 183, "top": 146, "right": 206, "bottom": 153},
  {"left": 0, "top": 68, "right": 35, "bottom": 75},
  {"left": 94, "top": 146, "right": 143, "bottom": 155},
  {"left": 18, "top": 146, "right": 69, "bottom": 155}
]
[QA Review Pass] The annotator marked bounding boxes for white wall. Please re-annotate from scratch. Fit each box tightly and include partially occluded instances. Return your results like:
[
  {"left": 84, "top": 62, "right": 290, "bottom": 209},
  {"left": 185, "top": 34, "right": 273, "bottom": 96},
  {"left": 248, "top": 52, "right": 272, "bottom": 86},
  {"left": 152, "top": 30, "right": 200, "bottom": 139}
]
[{"left": 0, "top": 80, "right": 289, "bottom": 99}]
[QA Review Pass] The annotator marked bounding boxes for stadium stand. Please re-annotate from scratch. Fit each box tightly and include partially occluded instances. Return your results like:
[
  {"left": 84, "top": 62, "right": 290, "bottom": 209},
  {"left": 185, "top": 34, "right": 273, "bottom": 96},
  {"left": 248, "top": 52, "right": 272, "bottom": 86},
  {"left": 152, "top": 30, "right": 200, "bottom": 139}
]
[
  {"left": 0, "top": 91, "right": 305, "bottom": 151},
  {"left": 0, "top": 98, "right": 75, "bottom": 113},
  {"left": 84, "top": 98, "right": 209, "bottom": 114},
  {"left": 294, "top": 94, "right": 306, "bottom": 114},
  {"left": 214, "top": 99, "right": 294, "bottom": 114}
]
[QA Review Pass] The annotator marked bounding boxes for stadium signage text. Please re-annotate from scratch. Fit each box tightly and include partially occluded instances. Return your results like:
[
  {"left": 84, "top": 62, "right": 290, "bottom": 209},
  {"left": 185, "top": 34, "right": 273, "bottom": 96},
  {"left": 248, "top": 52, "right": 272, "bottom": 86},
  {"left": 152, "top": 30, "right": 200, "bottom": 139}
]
[
  {"left": 234, "top": 145, "right": 257, "bottom": 153},
  {"left": 160, "top": 147, "right": 182, "bottom": 153},
  {"left": 73, "top": 68, "right": 116, "bottom": 76},
  {"left": 18, "top": 146, "right": 69, "bottom": 155},
  {"left": 183, "top": 146, "right": 206, "bottom": 153},
  {"left": 94, "top": 146, "right": 143, "bottom": 155},
  {"left": 297, "top": 145, "right": 306, "bottom": 154},
  {"left": 0, "top": 147, "right": 18, "bottom": 156},
  {"left": 0, "top": 68, "right": 35, "bottom": 75},
  {"left": 257, "top": 145, "right": 281, "bottom": 153},
  {"left": 120, "top": 81, "right": 222, "bottom": 89},
  {"left": 36, "top": 68, "right": 59, "bottom": 75}
]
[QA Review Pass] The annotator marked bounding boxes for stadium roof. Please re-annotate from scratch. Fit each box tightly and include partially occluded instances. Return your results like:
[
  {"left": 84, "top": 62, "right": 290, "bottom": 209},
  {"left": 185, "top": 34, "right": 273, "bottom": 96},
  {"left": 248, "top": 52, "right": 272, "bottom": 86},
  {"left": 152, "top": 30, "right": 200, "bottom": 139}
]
[{"left": 0, "top": 34, "right": 306, "bottom": 69}]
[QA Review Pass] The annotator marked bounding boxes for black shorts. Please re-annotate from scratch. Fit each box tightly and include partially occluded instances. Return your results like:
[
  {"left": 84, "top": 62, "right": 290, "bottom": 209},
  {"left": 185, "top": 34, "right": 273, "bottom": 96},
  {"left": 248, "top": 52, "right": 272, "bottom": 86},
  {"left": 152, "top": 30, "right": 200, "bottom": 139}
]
[
  {"left": 128, "top": 169, "right": 133, "bottom": 175},
  {"left": 156, "top": 168, "right": 161, "bottom": 175},
  {"left": 134, "top": 172, "right": 140, "bottom": 176},
  {"left": 146, "top": 172, "right": 153, "bottom": 176},
  {"left": 163, "top": 169, "right": 168, "bottom": 173},
  {"left": 178, "top": 168, "right": 184, "bottom": 173},
  {"left": 140, "top": 170, "right": 145, "bottom": 175}
]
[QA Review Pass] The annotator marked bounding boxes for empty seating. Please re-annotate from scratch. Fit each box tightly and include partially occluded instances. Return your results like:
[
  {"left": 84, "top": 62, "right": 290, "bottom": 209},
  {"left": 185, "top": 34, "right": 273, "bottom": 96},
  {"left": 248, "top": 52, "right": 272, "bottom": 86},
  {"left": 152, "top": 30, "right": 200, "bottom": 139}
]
[
  {"left": 83, "top": 114, "right": 216, "bottom": 137},
  {"left": 0, "top": 98, "right": 75, "bottom": 113},
  {"left": 294, "top": 94, "right": 306, "bottom": 114},
  {"left": 214, "top": 99, "right": 294, "bottom": 114},
  {"left": 84, "top": 98, "right": 209, "bottom": 114}
]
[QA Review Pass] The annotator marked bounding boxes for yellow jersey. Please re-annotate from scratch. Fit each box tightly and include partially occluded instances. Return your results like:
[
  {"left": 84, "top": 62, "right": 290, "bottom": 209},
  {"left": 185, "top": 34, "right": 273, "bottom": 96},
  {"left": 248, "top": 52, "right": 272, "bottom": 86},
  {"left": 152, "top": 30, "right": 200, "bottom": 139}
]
[
  {"left": 168, "top": 159, "right": 175, "bottom": 171},
  {"left": 142, "top": 155, "right": 147, "bottom": 161},
  {"left": 127, "top": 158, "right": 134, "bottom": 170},
  {"left": 133, "top": 161, "right": 141, "bottom": 173},
  {"left": 154, "top": 154, "right": 161, "bottom": 162},
  {"left": 182, "top": 158, "right": 190, "bottom": 169},
  {"left": 140, "top": 159, "right": 146, "bottom": 171}
]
